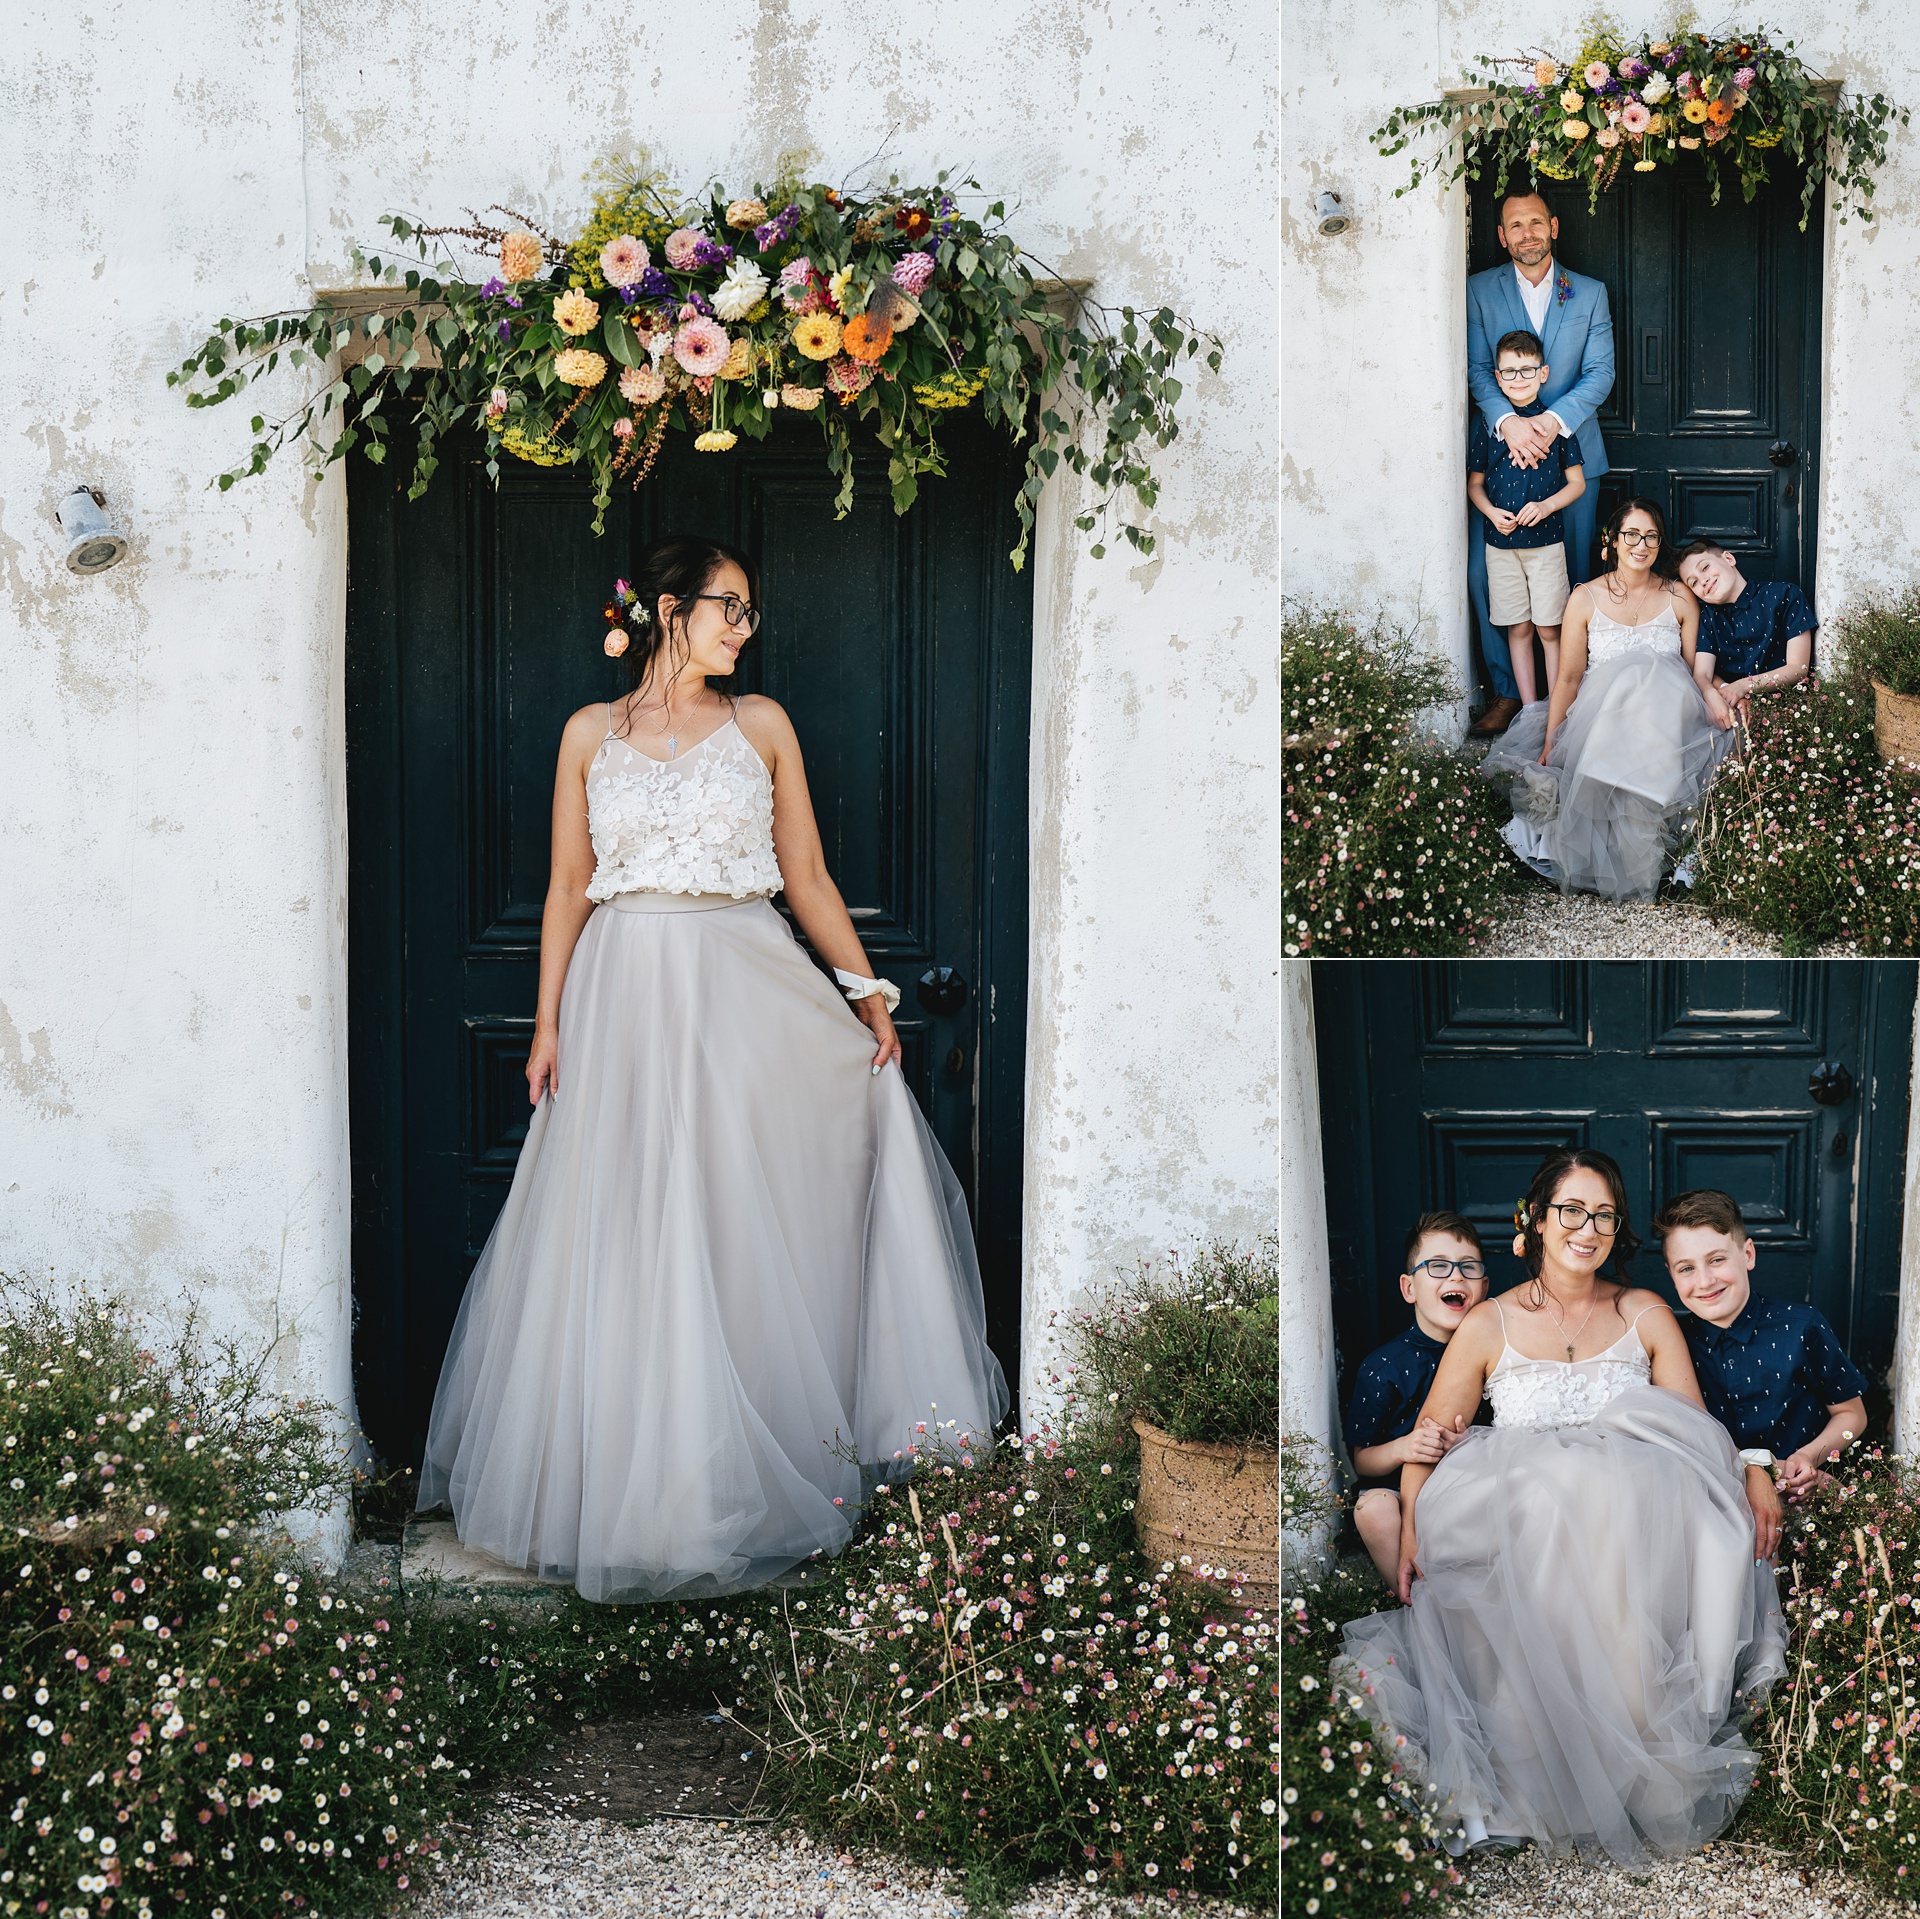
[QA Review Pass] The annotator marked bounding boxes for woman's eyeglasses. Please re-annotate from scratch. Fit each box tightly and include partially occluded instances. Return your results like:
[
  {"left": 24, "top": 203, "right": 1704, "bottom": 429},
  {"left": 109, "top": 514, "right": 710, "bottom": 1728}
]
[
  {"left": 691, "top": 592, "right": 762, "bottom": 634},
  {"left": 1614, "top": 530, "right": 1661, "bottom": 550},
  {"left": 1412, "top": 1257, "right": 1486, "bottom": 1280},
  {"left": 1545, "top": 1201, "right": 1621, "bottom": 1234}
]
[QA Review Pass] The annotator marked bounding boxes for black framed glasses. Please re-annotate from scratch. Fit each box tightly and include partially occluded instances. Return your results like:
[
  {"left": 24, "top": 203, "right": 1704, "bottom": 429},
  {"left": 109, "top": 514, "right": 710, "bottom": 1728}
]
[
  {"left": 1412, "top": 1257, "right": 1486, "bottom": 1280},
  {"left": 1494, "top": 364, "right": 1544, "bottom": 382},
  {"left": 1614, "top": 530, "right": 1661, "bottom": 550},
  {"left": 1547, "top": 1201, "right": 1621, "bottom": 1234},
  {"left": 691, "top": 592, "right": 762, "bottom": 634}
]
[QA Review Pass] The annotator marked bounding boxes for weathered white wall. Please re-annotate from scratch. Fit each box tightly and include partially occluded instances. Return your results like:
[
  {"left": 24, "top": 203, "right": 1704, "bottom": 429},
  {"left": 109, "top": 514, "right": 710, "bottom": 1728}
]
[
  {"left": 1282, "top": 1, "right": 1920, "bottom": 704},
  {"left": 0, "top": 0, "right": 1278, "bottom": 1476}
]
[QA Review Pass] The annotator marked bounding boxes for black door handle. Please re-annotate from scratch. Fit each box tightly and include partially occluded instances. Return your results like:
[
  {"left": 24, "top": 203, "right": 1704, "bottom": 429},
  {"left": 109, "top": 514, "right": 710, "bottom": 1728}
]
[
  {"left": 1768, "top": 440, "right": 1799, "bottom": 468},
  {"left": 917, "top": 967, "right": 968, "bottom": 1017},
  {"left": 1808, "top": 1061, "right": 1854, "bottom": 1105},
  {"left": 1640, "top": 327, "right": 1663, "bottom": 383}
]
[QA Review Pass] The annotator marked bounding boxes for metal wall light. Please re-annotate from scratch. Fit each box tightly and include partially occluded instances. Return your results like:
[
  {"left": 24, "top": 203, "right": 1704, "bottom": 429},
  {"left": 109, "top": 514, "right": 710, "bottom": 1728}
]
[
  {"left": 57, "top": 487, "right": 129, "bottom": 575},
  {"left": 1315, "top": 190, "right": 1352, "bottom": 237}
]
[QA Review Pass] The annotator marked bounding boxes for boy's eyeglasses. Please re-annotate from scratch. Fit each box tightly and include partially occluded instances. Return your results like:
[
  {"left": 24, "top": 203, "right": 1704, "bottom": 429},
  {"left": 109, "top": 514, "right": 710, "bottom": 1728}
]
[
  {"left": 1614, "top": 531, "right": 1661, "bottom": 550},
  {"left": 1412, "top": 1257, "right": 1486, "bottom": 1280},
  {"left": 1545, "top": 1202, "right": 1622, "bottom": 1234},
  {"left": 1494, "top": 364, "right": 1545, "bottom": 382}
]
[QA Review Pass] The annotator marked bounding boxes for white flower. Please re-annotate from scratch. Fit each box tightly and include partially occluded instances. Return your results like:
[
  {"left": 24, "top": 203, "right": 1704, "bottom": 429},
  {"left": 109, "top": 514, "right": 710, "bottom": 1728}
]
[
  {"left": 1640, "top": 70, "right": 1671, "bottom": 103},
  {"left": 711, "top": 258, "right": 770, "bottom": 322}
]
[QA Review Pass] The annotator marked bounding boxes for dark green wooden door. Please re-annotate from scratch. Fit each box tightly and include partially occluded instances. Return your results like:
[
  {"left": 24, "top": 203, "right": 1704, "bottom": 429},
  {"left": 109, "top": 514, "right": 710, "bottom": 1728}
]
[
  {"left": 346, "top": 415, "right": 1032, "bottom": 1465},
  {"left": 1312, "top": 961, "right": 1913, "bottom": 1416},
  {"left": 1471, "top": 167, "right": 1822, "bottom": 590}
]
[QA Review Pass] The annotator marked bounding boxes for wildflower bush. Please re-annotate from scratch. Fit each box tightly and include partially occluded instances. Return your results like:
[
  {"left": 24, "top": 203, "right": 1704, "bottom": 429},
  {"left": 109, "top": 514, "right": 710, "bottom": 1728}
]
[
  {"left": 1693, "top": 676, "right": 1920, "bottom": 952},
  {"left": 1282, "top": 601, "right": 1521, "bottom": 956},
  {"left": 1281, "top": 1559, "right": 1470, "bottom": 1918},
  {"left": 1745, "top": 1447, "right": 1920, "bottom": 1897},
  {"left": 1836, "top": 590, "right": 1920, "bottom": 700},
  {"left": 1070, "top": 1238, "right": 1277, "bottom": 1446}
]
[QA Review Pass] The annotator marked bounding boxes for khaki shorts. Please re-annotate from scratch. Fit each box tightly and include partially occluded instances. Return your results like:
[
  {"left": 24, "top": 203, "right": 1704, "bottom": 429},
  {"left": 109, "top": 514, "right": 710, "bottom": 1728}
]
[{"left": 1487, "top": 540, "right": 1571, "bottom": 626}]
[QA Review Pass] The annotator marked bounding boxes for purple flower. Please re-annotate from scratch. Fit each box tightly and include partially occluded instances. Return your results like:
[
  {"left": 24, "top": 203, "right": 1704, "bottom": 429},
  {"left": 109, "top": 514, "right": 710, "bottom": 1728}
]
[
  {"left": 497, "top": 320, "right": 513, "bottom": 342},
  {"left": 689, "top": 238, "right": 735, "bottom": 269},
  {"left": 1621, "top": 55, "right": 1647, "bottom": 79},
  {"left": 753, "top": 203, "right": 802, "bottom": 250},
  {"left": 480, "top": 275, "right": 506, "bottom": 297},
  {"left": 624, "top": 266, "right": 675, "bottom": 305}
]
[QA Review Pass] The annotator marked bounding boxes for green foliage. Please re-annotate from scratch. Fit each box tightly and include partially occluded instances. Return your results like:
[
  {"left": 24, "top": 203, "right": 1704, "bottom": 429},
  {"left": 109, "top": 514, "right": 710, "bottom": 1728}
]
[
  {"left": 168, "top": 165, "right": 1220, "bottom": 568},
  {"left": 1835, "top": 590, "right": 1920, "bottom": 701},
  {"left": 1282, "top": 601, "right": 1521, "bottom": 956},
  {"left": 1693, "top": 675, "right": 1920, "bottom": 952},
  {"left": 1744, "top": 1448, "right": 1920, "bottom": 1897},
  {"left": 1281, "top": 1563, "right": 1471, "bottom": 1916},
  {"left": 1372, "top": 24, "right": 1906, "bottom": 229},
  {"left": 1061, "top": 1239, "right": 1278, "bottom": 1449}
]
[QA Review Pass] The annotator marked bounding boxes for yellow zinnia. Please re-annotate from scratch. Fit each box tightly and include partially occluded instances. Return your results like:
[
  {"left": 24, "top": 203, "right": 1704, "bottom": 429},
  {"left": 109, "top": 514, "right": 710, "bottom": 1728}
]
[
  {"left": 1560, "top": 88, "right": 1585, "bottom": 113},
  {"left": 553, "top": 348, "right": 607, "bottom": 387},
  {"left": 1682, "top": 97, "right": 1710, "bottom": 124},
  {"left": 792, "top": 313, "right": 844, "bottom": 361},
  {"left": 553, "top": 289, "right": 601, "bottom": 338},
  {"left": 1562, "top": 119, "right": 1590, "bottom": 143}
]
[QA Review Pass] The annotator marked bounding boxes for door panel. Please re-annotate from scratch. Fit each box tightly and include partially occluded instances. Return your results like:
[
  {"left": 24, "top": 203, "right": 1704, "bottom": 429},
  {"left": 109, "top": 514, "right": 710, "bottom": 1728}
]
[
  {"left": 1312, "top": 962, "right": 1914, "bottom": 1415},
  {"left": 347, "top": 415, "right": 1032, "bottom": 1464},
  {"left": 1471, "top": 166, "right": 1821, "bottom": 591}
]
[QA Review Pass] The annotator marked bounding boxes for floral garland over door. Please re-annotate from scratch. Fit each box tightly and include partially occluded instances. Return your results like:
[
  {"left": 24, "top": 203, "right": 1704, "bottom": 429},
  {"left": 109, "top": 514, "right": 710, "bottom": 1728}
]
[
  {"left": 1373, "top": 24, "right": 1906, "bottom": 228},
  {"left": 171, "top": 155, "right": 1220, "bottom": 565}
]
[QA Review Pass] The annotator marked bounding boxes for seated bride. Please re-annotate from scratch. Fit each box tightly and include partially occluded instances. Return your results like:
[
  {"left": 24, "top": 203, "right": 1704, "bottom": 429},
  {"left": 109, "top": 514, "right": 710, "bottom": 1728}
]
[{"left": 1481, "top": 499, "right": 1738, "bottom": 903}]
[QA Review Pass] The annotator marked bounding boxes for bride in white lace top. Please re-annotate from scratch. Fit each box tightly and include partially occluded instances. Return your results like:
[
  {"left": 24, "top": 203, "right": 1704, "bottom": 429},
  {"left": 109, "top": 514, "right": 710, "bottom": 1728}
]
[
  {"left": 418, "top": 537, "right": 1007, "bottom": 1603},
  {"left": 1336, "top": 1149, "right": 1787, "bottom": 1871},
  {"left": 1482, "top": 499, "right": 1739, "bottom": 901}
]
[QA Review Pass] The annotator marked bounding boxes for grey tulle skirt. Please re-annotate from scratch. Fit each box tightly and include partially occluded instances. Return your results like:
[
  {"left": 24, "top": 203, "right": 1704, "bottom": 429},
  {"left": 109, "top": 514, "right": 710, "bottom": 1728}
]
[
  {"left": 417, "top": 891, "right": 1009, "bottom": 1601},
  {"left": 1334, "top": 1386, "right": 1786, "bottom": 1871},
  {"left": 1481, "top": 651, "right": 1738, "bottom": 900}
]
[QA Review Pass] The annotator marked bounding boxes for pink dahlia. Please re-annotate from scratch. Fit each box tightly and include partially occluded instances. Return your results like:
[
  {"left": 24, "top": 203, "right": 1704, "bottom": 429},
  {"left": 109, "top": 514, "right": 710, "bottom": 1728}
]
[
  {"left": 892, "top": 252, "right": 935, "bottom": 297},
  {"left": 619, "top": 363, "right": 667, "bottom": 406},
  {"left": 1620, "top": 100, "right": 1652, "bottom": 134},
  {"left": 1583, "top": 60, "right": 1610, "bottom": 88},
  {"left": 599, "top": 234, "right": 650, "bottom": 289},
  {"left": 673, "top": 316, "right": 731, "bottom": 376},
  {"left": 664, "top": 227, "right": 706, "bottom": 271},
  {"left": 1734, "top": 65, "right": 1756, "bottom": 89}
]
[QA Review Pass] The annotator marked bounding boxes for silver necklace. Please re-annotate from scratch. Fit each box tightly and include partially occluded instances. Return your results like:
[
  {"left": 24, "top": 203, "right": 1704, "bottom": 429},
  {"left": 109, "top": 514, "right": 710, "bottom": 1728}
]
[{"left": 1541, "top": 1285, "right": 1601, "bottom": 1362}]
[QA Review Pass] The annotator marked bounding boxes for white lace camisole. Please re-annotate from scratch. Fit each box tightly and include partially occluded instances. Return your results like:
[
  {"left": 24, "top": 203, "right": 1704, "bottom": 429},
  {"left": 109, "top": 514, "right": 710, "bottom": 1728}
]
[
  {"left": 1580, "top": 586, "right": 1684, "bottom": 669},
  {"left": 1485, "top": 1300, "right": 1656, "bottom": 1432},
  {"left": 584, "top": 703, "right": 785, "bottom": 902}
]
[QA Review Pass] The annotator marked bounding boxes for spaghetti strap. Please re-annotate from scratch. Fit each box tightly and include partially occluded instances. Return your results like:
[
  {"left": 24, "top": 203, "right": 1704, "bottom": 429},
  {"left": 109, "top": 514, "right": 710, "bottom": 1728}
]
[{"left": 604, "top": 701, "right": 616, "bottom": 738}]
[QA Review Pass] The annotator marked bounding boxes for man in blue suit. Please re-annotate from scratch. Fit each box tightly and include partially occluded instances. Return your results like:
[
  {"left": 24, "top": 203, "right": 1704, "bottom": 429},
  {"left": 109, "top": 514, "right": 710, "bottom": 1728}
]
[{"left": 1466, "top": 192, "right": 1616, "bottom": 735}]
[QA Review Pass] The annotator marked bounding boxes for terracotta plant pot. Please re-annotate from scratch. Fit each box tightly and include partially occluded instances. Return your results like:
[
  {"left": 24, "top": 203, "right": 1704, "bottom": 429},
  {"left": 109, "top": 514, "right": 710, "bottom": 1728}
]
[
  {"left": 1131, "top": 1414, "right": 1278, "bottom": 1609},
  {"left": 1872, "top": 677, "right": 1920, "bottom": 771}
]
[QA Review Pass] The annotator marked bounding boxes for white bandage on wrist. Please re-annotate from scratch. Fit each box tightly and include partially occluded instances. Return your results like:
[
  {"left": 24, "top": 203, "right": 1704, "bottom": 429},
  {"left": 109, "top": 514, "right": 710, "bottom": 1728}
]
[
  {"left": 833, "top": 968, "right": 901, "bottom": 1014},
  {"left": 1738, "top": 1448, "right": 1776, "bottom": 1469}
]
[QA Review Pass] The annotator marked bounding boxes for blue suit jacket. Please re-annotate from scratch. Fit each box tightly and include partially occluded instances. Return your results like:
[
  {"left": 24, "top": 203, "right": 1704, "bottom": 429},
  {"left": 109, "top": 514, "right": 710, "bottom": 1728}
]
[{"left": 1467, "top": 260, "right": 1615, "bottom": 479}]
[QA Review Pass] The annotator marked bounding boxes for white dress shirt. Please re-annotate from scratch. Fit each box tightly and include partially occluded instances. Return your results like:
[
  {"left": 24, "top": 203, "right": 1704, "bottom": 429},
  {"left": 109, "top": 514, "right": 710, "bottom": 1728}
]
[{"left": 1495, "top": 259, "right": 1572, "bottom": 439}]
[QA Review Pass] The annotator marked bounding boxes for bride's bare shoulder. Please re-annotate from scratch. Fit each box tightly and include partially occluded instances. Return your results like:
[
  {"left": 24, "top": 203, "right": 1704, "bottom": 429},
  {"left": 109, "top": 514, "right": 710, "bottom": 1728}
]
[{"left": 1617, "top": 1286, "right": 1676, "bottom": 1323}]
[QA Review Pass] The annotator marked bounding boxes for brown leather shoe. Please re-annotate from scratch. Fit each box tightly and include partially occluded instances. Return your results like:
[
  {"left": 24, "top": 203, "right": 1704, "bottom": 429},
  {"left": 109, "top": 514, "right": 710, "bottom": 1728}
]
[{"left": 1469, "top": 695, "right": 1523, "bottom": 738}]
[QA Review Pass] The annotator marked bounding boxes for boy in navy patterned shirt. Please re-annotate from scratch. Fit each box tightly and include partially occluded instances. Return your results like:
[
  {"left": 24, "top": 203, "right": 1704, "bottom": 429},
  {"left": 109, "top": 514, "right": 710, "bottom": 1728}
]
[
  {"left": 1344, "top": 1211, "right": 1490, "bottom": 1580},
  {"left": 1655, "top": 1188, "right": 1867, "bottom": 1503},
  {"left": 1675, "top": 543, "right": 1816, "bottom": 716}
]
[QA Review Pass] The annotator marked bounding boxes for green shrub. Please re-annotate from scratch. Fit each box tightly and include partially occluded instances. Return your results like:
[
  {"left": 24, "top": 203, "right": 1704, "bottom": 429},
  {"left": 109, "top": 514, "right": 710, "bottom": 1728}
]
[
  {"left": 1693, "top": 676, "right": 1920, "bottom": 952},
  {"left": 1281, "top": 1561, "right": 1470, "bottom": 1916},
  {"left": 1744, "top": 1447, "right": 1920, "bottom": 1896},
  {"left": 1283, "top": 602, "right": 1520, "bottom": 956},
  {"left": 1834, "top": 590, "right": 1920, "bottom": 698}
]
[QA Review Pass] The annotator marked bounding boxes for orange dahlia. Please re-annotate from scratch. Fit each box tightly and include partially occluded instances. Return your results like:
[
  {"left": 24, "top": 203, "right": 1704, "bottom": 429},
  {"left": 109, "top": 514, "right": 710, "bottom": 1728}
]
[
  {"left": 1706, "top": 95, "right": 1736, "bottom": 124},
  {"left": 842, "top": 313, "right": 893, "bottom": 363}
]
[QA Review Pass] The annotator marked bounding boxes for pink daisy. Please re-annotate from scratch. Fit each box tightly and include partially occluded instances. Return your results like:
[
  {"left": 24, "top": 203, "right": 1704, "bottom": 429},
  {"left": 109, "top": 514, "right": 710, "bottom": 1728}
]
[
  {"left": 664, "top": 227, "right": 706, "bottom": 271},
  {"left": 673, "top": 316, "right": 731, "bottom": 376},
  {"left": 599, "top": 234, "right": 650, "bottom": 289},
  {"left": 1620, "top": 101, "right": 1652, "bottom": 134}
]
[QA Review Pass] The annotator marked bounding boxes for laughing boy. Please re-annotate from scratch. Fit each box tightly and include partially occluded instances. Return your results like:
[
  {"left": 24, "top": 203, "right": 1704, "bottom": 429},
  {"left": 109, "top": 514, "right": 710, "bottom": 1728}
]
[{"left": 1345, "top": 1212, "right": 1491, "bottom": 1581}]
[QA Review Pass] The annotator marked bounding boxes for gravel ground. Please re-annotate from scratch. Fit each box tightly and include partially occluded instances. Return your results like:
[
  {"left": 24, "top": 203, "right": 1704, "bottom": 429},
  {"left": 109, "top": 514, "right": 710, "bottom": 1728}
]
[
  {"left": 1466, "top": 1841, "right": 1906, "bottom": 1918},
  {"left": 412, "top": 1800, "right": 1255, "bottom": 1918},
  {"left": 1472, "top": 886, "right": 1790, "bottom": 958}
]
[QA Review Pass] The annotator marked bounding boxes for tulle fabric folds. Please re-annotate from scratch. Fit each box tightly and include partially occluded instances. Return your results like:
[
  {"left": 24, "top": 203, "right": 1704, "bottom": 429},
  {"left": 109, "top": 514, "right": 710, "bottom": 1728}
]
[
  {"left": 1334, "top": 1386, "right": 1786, "bottom": 1871},
  {"left": 1481, "top": 650, "right": 1738, "bottom": 901},
  {"left": 417, "top": 894, "right": 1009, "bottom": 1601}
]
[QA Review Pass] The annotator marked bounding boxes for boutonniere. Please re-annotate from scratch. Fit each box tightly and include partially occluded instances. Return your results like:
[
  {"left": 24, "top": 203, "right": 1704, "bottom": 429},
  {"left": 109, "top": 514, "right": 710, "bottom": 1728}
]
[{"left": 1555, "top": 268, "right": 1573, "bottom": 306}]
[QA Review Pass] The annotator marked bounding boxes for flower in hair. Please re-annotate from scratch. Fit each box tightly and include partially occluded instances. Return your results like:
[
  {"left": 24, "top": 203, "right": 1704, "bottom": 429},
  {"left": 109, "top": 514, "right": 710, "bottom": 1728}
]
[{"left": 604, "top": 628, "right": 629, "bottom": 657}]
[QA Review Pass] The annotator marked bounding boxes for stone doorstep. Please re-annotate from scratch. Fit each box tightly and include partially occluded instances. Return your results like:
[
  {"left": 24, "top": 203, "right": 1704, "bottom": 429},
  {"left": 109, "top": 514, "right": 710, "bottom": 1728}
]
[{"left": 397, "top": 1516, "right": 839, "bottom": 1599}]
